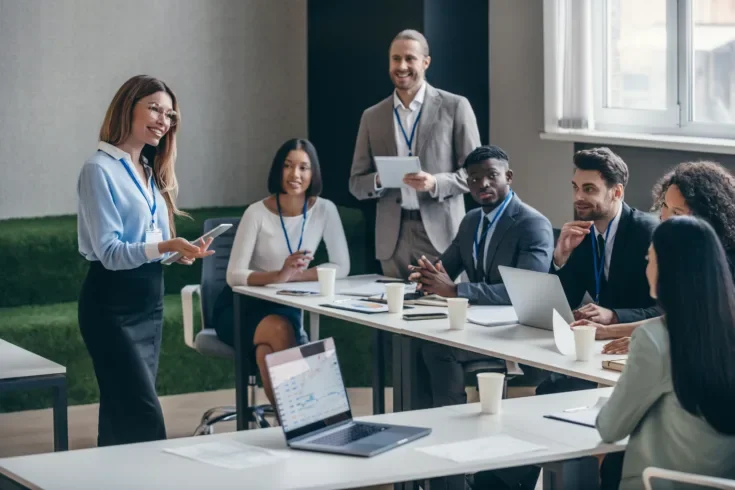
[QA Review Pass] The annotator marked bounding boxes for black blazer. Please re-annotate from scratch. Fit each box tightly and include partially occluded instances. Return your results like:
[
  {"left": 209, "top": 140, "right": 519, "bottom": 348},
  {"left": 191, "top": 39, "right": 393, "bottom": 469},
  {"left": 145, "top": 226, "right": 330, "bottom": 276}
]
[
  {"left": 552, "top": 202, "right": 660, "bottom": 324},
  {"left": 439, "top": 194, "right": 554, "bottom": 305}
]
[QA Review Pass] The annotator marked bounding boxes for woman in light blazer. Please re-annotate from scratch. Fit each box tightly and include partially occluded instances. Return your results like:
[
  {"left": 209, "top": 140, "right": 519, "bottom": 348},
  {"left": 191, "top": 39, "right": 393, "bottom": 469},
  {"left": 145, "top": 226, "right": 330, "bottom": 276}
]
[{"left": 596, "top": 216, "right": 735, "bottom": 489}]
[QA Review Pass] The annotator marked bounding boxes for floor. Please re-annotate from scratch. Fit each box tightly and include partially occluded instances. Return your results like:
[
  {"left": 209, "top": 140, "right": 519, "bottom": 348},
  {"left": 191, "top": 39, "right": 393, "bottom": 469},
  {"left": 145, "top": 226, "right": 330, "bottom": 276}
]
[{"left": 0, "top": 387, "right": 540, "bottom": 488}]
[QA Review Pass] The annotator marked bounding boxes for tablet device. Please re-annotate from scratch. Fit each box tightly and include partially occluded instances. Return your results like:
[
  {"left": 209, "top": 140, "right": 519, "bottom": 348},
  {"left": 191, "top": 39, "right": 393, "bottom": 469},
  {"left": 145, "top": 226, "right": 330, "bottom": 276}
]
[
  {"left": 160, "top": 223, "right": 233, "bottom": 265},
  {"left": 374, "top": 156, "right": 421, "bottom": 189}
]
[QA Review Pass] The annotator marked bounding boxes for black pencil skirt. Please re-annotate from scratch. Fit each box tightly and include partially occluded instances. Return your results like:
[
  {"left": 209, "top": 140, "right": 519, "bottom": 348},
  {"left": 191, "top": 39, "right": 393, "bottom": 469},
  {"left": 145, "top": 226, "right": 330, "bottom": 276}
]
[{"left": 78, "top": 261, "right": 167, "bottom": 447}]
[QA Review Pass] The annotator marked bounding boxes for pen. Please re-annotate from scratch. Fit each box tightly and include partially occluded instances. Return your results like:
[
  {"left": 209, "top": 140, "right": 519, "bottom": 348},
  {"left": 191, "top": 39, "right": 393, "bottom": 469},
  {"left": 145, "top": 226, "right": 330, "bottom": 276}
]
[{"left": 563, "top": 405, "right": 591, "bottom": 413}]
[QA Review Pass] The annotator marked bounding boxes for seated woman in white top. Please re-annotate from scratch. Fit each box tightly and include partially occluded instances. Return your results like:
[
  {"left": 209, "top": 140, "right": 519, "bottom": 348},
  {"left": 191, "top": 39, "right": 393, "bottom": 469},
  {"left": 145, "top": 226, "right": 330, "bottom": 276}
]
[
  {"left": 596, "top": 216, "right": 735, "bottom": 490},
  {"left": 215, "top": 138, "right": 350, "bottom": 406}
]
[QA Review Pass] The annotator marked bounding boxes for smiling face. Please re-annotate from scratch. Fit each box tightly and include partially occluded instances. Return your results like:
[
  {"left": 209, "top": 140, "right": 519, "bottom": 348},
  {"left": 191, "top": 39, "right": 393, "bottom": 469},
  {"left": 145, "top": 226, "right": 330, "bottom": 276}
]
[
  {"left": 130, "top": 91, "right": 177, "bottom": 147},
  {"left": 389, "top": 39, "right": 430, "bottom": 93},
  {"left": 660, "top": 184, "right": 692, "bottom": 221},
  {"left": 467, "top": 159, "right": 513, "bottom": 211},
  {"left": 281, "top": 149, "right": 312, "bottom": 196},
  {"left": 572, "top": 169, "right": 622, "bottom": 221}
]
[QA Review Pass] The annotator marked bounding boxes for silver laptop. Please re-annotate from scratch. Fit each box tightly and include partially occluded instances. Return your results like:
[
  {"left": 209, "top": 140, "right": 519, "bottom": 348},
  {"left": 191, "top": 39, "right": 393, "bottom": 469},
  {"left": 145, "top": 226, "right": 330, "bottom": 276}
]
[
  {"left": 265, "top": 338, "right": 431, "bottom": 457},
  {"left": 498, "top": 266, "right": 575, "bottom": 330}
]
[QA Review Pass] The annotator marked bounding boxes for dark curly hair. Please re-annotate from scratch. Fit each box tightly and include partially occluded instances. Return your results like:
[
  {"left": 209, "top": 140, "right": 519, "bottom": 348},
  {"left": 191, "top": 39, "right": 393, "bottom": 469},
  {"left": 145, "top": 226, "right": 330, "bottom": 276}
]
[{"left": 652, "top": 161, "right": 735, "bottom": 252}]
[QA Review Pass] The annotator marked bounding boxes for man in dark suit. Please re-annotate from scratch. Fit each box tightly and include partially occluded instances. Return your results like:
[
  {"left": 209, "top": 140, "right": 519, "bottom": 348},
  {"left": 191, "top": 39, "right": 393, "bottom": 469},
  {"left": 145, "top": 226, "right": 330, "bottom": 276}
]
[
  {"left": 552, "top": 147, "right": 659, "bottom": 325},
  {"left": 536, "top": 147, "right": 659, "bottom": 400},
  {"left": 409, "top": 145, "right": 553, "bottom": 490},
  {"left": 410, "top": 145, "right": 554, "bottom": 405}
]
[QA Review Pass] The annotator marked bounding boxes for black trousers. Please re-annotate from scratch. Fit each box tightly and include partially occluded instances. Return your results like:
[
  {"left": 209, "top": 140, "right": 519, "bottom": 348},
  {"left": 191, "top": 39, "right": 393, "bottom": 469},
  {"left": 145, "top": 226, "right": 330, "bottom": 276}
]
[{"left": 78, "top": 261, "right": 167, "bottom": 447}]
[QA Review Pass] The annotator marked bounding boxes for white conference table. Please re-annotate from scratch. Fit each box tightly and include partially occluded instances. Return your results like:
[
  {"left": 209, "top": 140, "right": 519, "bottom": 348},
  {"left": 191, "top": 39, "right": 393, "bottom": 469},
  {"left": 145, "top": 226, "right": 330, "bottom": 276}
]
[
  {"left": 0, "top": 339, "right": 68, "bottom": 451},
  {"left": 231, "top": 275, "right": 622, "bottom": 426},
  {"left": 0, "top": 389, "right": 623, "bottom": 490}
]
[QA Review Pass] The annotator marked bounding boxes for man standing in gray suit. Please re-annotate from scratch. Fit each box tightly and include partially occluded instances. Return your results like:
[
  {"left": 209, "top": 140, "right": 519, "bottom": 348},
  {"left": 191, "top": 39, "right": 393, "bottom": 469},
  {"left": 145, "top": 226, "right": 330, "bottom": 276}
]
[
  {"left": 349, "top": 29, "right": 481, "bottom": 278},
  {"left": 411, "top": 146, "right": 554, "bottom": 405}
]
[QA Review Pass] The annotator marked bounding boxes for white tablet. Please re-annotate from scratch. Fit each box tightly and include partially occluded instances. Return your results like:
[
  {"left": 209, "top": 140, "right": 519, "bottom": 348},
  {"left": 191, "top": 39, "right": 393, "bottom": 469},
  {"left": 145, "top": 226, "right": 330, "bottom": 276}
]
[
  {"left": 160, "top": 223, "right": 233, "bottom": 265},
  {"left": 374, "top": 156, "right": 421, "bottom": 189}
]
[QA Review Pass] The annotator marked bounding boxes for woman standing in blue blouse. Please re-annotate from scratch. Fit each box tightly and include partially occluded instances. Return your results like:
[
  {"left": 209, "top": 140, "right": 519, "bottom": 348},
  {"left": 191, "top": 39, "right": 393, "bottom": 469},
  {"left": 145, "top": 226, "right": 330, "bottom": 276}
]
[{"left": 77, "top": 75, "right": 212, "bottom": 446}]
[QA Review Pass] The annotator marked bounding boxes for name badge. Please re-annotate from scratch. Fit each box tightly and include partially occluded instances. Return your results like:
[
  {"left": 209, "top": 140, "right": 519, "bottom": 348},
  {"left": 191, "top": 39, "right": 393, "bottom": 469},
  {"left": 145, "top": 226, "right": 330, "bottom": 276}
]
[{"left": 145, "top": 225, "right": 163, "bottom": 244}]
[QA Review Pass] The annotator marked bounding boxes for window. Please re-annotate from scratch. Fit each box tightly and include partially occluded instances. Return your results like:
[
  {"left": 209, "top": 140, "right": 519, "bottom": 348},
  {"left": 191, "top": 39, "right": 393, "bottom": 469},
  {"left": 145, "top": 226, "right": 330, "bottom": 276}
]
[{"left": 546, "top": 0, "right": 735, "bottom": 141}]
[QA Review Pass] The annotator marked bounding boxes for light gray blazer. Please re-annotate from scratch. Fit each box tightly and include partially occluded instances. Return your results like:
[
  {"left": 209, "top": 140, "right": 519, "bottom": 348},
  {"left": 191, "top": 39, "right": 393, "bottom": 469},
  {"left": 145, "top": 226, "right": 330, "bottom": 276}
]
[
  {"left": 597, "top": 318, "right": 735, "bottom": 490},
  {"left": 349, "top": 84, "right": 481, "bottom": 261},
  {"left": 439, "top": 194, "right": 554, "bottom": 305}
]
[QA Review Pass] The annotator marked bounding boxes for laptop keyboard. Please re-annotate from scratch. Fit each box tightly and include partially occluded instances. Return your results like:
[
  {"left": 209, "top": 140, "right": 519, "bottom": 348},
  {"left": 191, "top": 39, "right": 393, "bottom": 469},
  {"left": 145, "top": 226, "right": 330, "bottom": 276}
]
[{"left": 311, "top": 424, "right": 387, "bottom": 447}]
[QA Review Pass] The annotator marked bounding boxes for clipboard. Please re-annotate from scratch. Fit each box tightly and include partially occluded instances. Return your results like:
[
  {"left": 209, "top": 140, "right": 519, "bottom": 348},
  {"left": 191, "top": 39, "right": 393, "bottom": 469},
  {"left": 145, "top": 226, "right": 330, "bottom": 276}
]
[
  {"left": 374, "top": 156, "right": 421, "bottom": 188},
  {"left": 319, "top": 299, "right": 413, "bottom": 314}
]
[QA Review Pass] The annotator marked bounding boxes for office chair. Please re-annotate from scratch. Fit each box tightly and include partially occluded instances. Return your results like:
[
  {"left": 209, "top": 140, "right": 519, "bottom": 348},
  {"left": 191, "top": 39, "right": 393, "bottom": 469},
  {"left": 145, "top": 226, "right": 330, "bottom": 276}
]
[
  {"left": 181, "top": 217, "right": 274, "bottom": 435},
  {"left": 643, "top": 467, "right": 735, "bottom": 490}
]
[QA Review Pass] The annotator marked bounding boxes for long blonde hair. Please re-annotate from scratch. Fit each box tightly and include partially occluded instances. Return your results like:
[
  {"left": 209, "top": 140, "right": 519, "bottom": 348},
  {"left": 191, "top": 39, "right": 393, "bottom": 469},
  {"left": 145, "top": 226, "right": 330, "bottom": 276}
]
[{"left": 99, "top": 75, "right": 188, "bottom": 236}]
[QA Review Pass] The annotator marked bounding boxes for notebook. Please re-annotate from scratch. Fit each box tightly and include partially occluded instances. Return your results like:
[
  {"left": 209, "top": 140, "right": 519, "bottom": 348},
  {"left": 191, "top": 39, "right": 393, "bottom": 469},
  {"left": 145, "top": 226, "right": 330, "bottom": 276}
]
[
  {"left": 543, "top": 397, "right": 609, "bottom": 428},
  {"left": 602, "top": 358, "right": 627, "bottom": 372}
]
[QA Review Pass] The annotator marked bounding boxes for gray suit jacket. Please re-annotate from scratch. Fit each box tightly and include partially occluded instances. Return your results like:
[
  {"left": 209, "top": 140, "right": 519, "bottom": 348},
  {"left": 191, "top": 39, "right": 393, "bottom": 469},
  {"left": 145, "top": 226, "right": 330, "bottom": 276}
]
[
  {"left": 439, "top": 194, "right": 554, "bottom": 305},
  {"left": 597, "top": 318, "right": 735, "bottom": 489},
  {"left": 349, "top": 84, "right": 481, "bottom": 261}
]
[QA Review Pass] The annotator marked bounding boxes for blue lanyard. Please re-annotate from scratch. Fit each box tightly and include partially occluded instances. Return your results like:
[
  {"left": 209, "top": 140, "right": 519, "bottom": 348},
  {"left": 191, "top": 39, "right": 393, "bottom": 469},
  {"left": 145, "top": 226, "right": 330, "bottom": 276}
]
[
  {"left": 394, "top": 107, "right": 422, "bottom": 156},
  {"left": 590, "top": 222, "right": 613, "bottom": 304},
  {"left": 119, "top": 158, "right": 157, "bottom": 227},
  {"left": 473, "top": 190, "right": 514, "bottom": 263},
  {"left": 276, "top": 195, "right": 307, "bottom": 255}
]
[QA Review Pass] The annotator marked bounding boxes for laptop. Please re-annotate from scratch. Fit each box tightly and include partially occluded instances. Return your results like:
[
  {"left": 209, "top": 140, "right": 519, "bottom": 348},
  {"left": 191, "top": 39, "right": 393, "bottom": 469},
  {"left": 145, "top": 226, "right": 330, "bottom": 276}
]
[
  {"left": 497, "top": 266, "right": 575, "bottom": 330},
  {"left": 265, "top": 338, "right": 431, "bottom": 457}
]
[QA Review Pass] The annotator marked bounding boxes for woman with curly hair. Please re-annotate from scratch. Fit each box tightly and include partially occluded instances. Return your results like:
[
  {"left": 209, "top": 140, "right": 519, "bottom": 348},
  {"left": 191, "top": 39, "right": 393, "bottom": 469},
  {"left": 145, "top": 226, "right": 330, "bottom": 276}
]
[{"left": 573, "top": 160, "right": 735, "bottom": 353}]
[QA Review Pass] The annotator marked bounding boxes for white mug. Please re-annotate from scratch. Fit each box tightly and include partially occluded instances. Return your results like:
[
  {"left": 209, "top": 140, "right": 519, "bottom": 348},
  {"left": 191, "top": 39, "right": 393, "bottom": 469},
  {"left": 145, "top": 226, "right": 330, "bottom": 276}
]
[
  {"left": 385, "top": 283, "right": 405, "bottom": 313},
  {"left": 573, "top": 325, "right": 597, "bottom": 361},
  {"left": 316, "top": 267, "right": 336, "bottom": 298},
  {"left": 446, "top": 298, "right": 469, "bottom": 330},
  {"left": 477, "top": 372, "right": 505, "bottom": 414}
]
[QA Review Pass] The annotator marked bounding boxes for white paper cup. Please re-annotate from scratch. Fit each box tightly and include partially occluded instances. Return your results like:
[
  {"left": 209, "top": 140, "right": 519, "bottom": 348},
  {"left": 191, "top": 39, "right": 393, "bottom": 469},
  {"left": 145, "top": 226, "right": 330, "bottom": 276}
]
[
  {"left": 573, "top": 325, "right": 597, "bottom": 361},
  {"left": 478, "top": 372, "right": 505, "bottom": 414},
  {"left": 317, "top": 267, "right": 336, "bottom": 298},
  {"left": 447, "top": 298, "right": 469, "bottom": 330},
  {"left": 385, "top": 283, "right": 405, "bottom": 313}
]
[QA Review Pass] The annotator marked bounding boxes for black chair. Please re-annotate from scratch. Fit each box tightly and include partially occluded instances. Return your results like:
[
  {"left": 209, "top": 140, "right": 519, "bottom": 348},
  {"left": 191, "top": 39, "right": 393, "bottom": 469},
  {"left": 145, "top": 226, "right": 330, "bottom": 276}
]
[{"left": 181, "top": 217, "right": 274, "bottom": 435}]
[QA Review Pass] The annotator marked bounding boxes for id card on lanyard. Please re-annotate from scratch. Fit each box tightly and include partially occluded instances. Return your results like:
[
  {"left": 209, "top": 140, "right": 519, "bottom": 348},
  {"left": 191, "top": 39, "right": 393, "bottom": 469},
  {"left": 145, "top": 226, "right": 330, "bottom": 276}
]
[
  {"left": 119, "top": 159, "right": 161, "bottom": 244},
  {"left": 590, "top": 223, "right": 612, "bottom": 304},
  {"left": 394, "top": 107, "right": 422, "bottom": 156},
  {"left": 276, "top": 195, "right": 307, "bottom": 254},
  {"left": 473, "top": 190, "right": 514, "bottom": 264}
]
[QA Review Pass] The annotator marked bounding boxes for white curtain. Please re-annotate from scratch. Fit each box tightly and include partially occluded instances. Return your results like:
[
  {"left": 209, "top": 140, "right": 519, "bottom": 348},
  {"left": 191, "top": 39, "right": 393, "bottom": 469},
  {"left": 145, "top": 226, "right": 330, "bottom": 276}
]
[{"left": 555, "top": 0, "right": 594, "bottom": 130}]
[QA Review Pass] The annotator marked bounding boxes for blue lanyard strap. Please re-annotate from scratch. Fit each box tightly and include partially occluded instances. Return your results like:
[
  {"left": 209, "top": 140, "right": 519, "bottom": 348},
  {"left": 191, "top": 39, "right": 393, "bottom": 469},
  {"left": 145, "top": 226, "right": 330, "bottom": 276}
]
[
  {"left": 473, "top": 190, "right": 514, "bottom": 263},
  {"left": 590, "top": 222, "right": 613, "bottom": 304},
  {"left": 276, "top": 195, "right": 307, "bottom": 255},
  {"left": 119, "top": 158, "right": 157, "bottom": 226},
  {"left": 393, "top": 107, "right": 422, "bottom": 156}
]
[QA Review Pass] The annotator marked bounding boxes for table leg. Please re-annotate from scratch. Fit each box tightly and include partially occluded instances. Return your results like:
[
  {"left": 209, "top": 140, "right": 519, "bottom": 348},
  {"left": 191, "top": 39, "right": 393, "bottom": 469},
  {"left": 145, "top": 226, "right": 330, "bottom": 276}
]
[
  {"left": 52, "top": 377, "right": 68, "bottom": 451},
  {"left": 233, "top": 292, "right": 249, "bottom": 431},
  {"left": 309, "top": 311, "right": 320, "bottom": 342},
  {"left": 372, "top": 330, "right": 385, "bottom": 415},
  {"left": 542, "top": 457, "right": 600, "bottom": 490},
  {"left": 391, "top": 334, "right": 404, "bottom": 413}
]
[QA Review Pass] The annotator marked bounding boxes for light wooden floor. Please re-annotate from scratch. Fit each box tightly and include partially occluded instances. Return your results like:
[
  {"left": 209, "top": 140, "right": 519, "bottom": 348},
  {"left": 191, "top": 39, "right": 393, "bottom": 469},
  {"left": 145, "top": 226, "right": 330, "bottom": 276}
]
[{"left": 0, "top": 387, "right": 539, "bottom": 489}]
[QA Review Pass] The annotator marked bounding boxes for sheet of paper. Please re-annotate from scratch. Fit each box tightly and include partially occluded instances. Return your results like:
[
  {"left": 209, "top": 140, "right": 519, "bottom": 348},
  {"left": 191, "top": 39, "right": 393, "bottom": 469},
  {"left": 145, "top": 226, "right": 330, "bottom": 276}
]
[
  {"left": 163, "top": 441, "right": 290, "bottom": 470},
  {"left": 544, "top": 397, "right": 609, "bottom": 428},
  {"left": 467, "top": 306, "right": 518, "bottom": 327},
  {"left": 416, "top": 435, "right": 545, "bottom": 463},
  {"left": 342, "top": 282, "right": 417, "bottom": 298},
  {"left": 375, "top": 156, "right": 422, "bottom": 188},
  {"left": 326, "top": 299, "right": 389, "bottom": 313},
  {"left": 552, "top": 308, "right": 576, "bottom": 356},
  {"left": 265, "top": 281, "right": 321, "bottom": 293}
]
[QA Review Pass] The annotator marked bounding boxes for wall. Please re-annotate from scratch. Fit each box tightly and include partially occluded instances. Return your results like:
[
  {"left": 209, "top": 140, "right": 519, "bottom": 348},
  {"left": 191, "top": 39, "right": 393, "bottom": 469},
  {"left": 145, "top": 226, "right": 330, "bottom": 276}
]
[
  {"left": 489, "top": 0, "right": 573, "bottom": 227},
  {"left": 0, "top": 0, "right": 307, "bottom": 220}
]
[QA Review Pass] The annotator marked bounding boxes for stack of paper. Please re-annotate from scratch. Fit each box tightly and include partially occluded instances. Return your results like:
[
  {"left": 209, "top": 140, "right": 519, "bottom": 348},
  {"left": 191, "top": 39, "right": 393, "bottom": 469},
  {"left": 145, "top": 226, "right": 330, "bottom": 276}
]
[
  {"left": 416, "top": 435, "right": 546, "bottom": 463},
  {"left": 163, "top": 441, "right": 290, "bottom": 469},
  {"left": 467, "top": 306, "right": 518, "bottom": 327}
]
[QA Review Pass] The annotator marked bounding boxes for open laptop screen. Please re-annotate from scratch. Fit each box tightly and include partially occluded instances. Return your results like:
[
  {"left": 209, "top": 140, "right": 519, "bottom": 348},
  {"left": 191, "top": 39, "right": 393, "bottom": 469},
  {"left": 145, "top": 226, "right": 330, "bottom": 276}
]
[{"left": 266, "top": 338, "right": 352, "bottom": 436}]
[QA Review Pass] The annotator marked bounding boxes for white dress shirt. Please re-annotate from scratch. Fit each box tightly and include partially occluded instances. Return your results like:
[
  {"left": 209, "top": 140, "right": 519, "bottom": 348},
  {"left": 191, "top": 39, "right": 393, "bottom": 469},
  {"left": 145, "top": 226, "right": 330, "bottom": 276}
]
[
  {"left": 473, "top": 192, "right": 513, "bottom": 267},
  {"left": 391, "top": 83, "right": 426, "bottom": 210},
  {"left": 593, "top": 201, "right": 622, "bottom": 280}
]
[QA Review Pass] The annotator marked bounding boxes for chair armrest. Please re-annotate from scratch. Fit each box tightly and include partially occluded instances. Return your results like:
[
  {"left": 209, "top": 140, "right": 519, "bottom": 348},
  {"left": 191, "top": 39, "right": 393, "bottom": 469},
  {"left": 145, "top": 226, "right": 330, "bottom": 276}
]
[
  {"left": 181, "top": 284, "right": 202, "bottom": 349},
  {"left": 643, "top": 467, "right": 735, "bottom": 490}
]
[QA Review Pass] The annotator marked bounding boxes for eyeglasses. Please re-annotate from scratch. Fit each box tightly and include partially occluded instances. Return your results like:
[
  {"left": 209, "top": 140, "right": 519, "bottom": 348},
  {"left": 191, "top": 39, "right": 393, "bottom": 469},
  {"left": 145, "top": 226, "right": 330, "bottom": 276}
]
[{"left": 144, "top": 102, "right": 179, "bottom": 127}]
